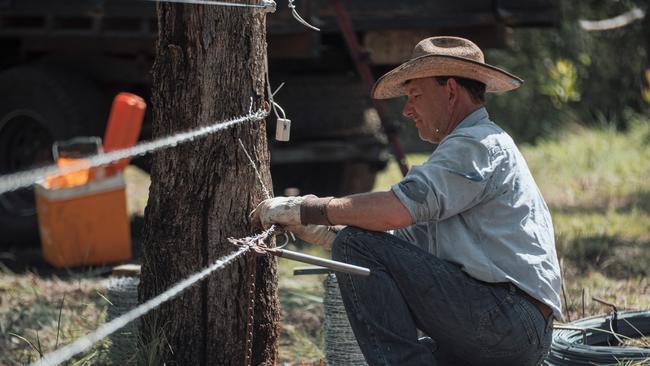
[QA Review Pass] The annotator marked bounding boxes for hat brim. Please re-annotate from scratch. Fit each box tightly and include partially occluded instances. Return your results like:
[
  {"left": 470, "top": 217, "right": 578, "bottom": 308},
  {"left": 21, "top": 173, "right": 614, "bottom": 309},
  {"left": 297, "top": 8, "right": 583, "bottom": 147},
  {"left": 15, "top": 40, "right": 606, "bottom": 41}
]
[{"left": 371, "top": 54, "right": 523, "bottom": 99}]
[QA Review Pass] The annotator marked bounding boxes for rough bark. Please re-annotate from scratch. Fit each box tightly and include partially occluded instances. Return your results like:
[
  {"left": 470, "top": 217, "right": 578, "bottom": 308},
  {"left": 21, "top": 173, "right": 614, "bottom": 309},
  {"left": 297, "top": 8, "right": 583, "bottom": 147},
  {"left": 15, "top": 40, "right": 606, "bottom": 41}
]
[{"left": 139, "top": 2, "right": 279, "bottom": 365}]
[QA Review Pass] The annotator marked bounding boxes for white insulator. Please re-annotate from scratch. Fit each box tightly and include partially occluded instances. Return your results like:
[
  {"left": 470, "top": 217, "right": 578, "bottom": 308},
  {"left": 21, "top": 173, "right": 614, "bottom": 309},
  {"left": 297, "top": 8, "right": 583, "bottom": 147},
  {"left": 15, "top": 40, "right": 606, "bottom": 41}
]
[{"left": 275, "top": 118, "right": 291, "bottom": 141}]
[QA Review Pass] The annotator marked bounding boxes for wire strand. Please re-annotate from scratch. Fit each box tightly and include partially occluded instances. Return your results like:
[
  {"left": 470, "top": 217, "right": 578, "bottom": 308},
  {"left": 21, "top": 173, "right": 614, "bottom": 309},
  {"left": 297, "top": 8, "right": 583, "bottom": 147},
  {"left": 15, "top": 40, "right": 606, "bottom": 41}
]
[
  {"left": 143, "top": 0, "right": 276, "bottom": 10},
  {"left": 264, "top": 52, "right": 287, "bottom": 120},
  {"left": 0, "top": 109, "right": 268, "bottom": 195},
  {"left": 237, "top": 139, "right": 271, "bottom": 200},
  {"left": 287, "top": 0, "right": 320, "bottom": 31}
]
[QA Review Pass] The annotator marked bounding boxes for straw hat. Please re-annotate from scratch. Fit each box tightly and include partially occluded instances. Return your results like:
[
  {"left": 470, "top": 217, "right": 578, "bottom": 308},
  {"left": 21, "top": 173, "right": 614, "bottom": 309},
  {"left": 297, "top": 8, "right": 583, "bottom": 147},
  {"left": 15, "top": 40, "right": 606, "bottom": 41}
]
[{"left": 372, "top": 36, "right": 523, "bottom": 99}]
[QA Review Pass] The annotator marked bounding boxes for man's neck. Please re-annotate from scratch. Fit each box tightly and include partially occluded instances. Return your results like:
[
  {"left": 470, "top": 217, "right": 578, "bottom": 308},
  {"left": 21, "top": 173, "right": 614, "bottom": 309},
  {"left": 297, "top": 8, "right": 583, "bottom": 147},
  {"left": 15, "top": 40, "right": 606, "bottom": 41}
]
[{"left": 444, "top": 104, "right": 484, "bottom": 136}]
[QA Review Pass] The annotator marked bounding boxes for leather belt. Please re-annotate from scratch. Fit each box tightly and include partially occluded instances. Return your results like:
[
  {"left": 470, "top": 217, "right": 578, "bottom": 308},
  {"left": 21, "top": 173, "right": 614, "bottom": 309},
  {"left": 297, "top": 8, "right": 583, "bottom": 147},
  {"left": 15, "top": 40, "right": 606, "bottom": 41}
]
[
  {"left": 522, "top": 291, "right": 553, "bottom": 320},
  {"left": 496, "top": 282, "right": 553, "bottom": 320}
]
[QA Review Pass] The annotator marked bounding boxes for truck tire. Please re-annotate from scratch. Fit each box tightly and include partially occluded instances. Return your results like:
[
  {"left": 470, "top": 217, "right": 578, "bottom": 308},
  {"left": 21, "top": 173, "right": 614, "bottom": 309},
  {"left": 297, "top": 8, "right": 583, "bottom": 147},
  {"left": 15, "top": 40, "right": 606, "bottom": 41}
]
[
  {"left": 271, "top": 73, "right": 382, "bottom": 139},
  {"left": 0, "top": 66, "right": 108, "bottom": 246}
]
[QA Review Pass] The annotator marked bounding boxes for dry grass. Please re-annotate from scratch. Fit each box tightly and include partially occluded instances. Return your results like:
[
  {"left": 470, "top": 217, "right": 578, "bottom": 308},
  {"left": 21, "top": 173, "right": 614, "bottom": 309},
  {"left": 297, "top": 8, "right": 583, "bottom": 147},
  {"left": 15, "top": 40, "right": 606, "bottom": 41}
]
[
  {"left": 277, "top": 246, "right": 327, "bottom": 365},
  {"left": 620, "top": 337, "right": 650, "bottom": 349},
  {"left": 0, "top": 268, "right": 110, "bottom": 365}
]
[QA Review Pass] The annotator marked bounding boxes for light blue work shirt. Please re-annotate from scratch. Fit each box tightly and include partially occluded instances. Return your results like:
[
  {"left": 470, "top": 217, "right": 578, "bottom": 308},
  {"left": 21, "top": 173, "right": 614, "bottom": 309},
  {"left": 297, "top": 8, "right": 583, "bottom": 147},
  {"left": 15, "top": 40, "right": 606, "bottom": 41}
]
[{"left": 391, "top": 107, "right": 563, "bottom": 320}]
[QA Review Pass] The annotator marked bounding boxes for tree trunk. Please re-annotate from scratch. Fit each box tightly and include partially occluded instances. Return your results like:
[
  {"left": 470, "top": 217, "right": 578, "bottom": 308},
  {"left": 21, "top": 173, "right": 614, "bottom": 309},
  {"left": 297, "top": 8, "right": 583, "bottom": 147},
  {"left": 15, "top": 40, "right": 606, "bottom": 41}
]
[{"left": 139, "top": 2, "right": 279, "bottom": 365}]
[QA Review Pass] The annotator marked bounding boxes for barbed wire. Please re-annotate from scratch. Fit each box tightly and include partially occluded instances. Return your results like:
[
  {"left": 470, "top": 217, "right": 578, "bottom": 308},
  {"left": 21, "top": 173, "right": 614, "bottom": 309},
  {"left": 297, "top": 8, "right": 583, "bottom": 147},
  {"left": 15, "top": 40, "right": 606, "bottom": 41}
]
[{"left": 0, "top": 109, "right": 268, "bottom": 195}]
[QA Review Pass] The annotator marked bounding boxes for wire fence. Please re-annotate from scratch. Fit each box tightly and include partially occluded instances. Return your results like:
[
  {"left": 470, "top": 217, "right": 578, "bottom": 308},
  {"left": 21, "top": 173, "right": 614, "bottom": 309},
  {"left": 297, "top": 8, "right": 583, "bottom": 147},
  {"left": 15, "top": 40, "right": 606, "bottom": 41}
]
[
  {"left": 3, "top": 0, "right": 326, "bottom": 364},
  {"left": 23, "top": 124, "right": 281, "bottom": 366},
  {"left": 16, "top": 105, "right": 281, "bottom": 365}
]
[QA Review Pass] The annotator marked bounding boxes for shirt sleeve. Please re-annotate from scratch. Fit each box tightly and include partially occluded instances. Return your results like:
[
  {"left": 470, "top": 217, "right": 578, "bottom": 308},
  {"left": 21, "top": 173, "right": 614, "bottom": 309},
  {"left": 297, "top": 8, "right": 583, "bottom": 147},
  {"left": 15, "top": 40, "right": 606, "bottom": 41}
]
[{"left": 391, "top": 135, "right": 496, "bottom": 223}]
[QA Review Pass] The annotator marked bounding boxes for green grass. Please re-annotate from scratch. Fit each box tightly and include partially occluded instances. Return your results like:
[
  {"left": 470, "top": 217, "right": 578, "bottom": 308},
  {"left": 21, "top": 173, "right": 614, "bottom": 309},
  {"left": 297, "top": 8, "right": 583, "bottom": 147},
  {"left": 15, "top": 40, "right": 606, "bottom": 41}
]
[
  {"left": 527, "top": 122, "right": 650, "bottom": 280},
  {"left": 527, "top": 121, "right": 650, "bottom": 321},
  {"left": 523, "top": 121, "right": 650, "bottom": 212}
]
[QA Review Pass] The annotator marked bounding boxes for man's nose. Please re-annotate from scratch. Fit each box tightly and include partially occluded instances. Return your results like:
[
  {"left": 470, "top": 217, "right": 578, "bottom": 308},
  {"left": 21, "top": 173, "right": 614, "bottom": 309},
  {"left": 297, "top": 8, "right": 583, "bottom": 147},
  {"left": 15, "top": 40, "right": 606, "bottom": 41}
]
[{"left": 402, "top": 101, "right": 413, "bottom": 118}]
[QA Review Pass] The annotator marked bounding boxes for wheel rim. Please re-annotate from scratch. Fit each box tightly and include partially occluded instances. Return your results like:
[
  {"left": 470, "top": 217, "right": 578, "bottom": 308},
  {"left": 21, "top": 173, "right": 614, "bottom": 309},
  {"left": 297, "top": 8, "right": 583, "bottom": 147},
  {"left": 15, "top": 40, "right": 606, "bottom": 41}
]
[{"left": 0, "top": 109, "right": 53, "bottom": 217}]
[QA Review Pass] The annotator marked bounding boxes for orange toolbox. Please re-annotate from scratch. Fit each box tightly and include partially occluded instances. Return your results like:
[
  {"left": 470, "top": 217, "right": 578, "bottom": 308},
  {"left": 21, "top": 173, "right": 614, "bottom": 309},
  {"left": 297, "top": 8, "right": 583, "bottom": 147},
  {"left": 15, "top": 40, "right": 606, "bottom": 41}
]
[{"left": 36, "top": 137, "right": 131, "bottom": 268}]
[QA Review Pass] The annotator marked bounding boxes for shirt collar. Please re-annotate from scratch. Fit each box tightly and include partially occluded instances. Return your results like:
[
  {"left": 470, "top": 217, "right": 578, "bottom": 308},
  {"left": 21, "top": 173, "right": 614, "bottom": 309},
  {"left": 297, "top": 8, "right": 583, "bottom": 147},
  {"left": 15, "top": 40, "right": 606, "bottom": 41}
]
[{"left": 455, "top": 107, "right": 489, "bottom": 130}]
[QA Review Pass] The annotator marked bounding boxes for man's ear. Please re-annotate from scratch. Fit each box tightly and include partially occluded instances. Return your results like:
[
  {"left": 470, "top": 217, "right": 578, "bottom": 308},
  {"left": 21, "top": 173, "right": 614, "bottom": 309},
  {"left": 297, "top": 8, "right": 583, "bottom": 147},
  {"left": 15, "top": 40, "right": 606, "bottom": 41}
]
[{"left": 446, "top": 78, "right": 459, "bottom": 109}]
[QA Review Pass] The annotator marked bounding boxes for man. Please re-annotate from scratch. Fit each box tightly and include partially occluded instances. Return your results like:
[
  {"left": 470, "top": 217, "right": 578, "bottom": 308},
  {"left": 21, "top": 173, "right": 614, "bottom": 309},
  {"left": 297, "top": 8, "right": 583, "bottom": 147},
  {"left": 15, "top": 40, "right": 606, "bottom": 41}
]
[{"left": 253, "top": 36, "right": 562, "bottom": 365}]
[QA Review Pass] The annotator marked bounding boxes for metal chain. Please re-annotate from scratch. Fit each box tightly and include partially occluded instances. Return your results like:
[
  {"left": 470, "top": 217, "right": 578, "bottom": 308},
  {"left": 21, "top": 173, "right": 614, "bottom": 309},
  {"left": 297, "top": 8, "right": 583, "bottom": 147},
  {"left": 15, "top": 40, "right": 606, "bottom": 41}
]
[
  {"left": 237, "top": 138, "right": 272, "bottom": 366},
  {"left": 229, "top": 227, "right": 279, "bottom": 366},
  {"left": 244, "top": 254, "right": 258, "bottom": 366}
]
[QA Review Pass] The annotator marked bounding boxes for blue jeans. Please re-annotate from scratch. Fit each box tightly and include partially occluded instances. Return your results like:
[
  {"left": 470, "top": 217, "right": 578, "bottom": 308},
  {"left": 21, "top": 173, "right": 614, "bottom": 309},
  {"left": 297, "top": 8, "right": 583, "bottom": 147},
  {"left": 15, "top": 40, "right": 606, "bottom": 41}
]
[{"left": 331, "top": 227, "right": 552, "bottom": 366}]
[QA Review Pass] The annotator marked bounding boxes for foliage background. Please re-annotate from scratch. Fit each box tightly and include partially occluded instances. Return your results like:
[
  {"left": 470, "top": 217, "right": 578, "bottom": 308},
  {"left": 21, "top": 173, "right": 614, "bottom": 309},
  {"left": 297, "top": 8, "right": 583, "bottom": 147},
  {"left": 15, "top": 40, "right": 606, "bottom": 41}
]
[
  {"left": 486, "top": 0, "right": 649, "bottom": 143},
  {"left": 390, "top": 0, "right": 649, "bottom": 149}
]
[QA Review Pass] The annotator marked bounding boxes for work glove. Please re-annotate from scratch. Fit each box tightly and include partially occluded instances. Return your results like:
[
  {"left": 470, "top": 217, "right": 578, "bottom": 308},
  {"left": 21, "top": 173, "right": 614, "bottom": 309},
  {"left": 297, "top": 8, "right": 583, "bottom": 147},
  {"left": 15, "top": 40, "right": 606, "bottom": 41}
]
[
  {"left": 251, "top": 196, "right": 303, "bottom": 228},
  {"left": 251, "top": 195, "right": 333, "bottom": 229},
  {"left": 286, "top": 224, "right": 339, "bottom": 248}
]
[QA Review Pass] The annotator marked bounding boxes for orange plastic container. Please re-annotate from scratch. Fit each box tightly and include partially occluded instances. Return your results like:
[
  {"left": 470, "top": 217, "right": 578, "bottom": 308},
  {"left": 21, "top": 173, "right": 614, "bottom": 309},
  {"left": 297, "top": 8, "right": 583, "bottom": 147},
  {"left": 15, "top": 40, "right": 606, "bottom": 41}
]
[
  {"left": 103, "top": 93, "right": 146, "bottom": 176},
  {"left": 35, "top": 174, "right": 131, "bottom": 268}
]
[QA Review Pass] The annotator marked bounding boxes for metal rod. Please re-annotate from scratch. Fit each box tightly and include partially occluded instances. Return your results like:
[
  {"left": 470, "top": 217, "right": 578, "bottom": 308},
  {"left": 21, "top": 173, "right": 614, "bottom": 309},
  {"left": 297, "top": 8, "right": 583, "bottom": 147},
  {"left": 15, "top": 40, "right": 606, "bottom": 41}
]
[
  {"left": 293, "top": 266, "right": 332, "bottom": 276},
  {"left": 269, "top": 248, "right": 370, "bottom": 276}
]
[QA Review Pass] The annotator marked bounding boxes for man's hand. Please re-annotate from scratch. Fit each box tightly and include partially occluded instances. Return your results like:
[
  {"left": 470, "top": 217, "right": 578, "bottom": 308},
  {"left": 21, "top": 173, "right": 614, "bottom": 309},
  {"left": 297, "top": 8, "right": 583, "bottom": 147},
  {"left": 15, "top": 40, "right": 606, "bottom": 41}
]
[
  {"left": 250, "top": 195, "right": 339, "bottom": 247},
  {"left": 251, "top": 195, "right": 334, "bottom": 228},
  {"left": 251, "top": 196, "right": 304, "bottom": 228},
  {"left": 287, "top": 224, "right": 338, "bottom": 248}
]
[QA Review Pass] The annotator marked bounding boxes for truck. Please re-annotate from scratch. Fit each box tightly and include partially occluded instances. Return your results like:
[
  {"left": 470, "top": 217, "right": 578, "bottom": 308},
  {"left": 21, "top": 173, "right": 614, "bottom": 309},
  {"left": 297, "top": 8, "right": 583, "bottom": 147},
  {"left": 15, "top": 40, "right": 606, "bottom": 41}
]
[{"left": 0, "top": 0, "right": 558, "bottom": 245}]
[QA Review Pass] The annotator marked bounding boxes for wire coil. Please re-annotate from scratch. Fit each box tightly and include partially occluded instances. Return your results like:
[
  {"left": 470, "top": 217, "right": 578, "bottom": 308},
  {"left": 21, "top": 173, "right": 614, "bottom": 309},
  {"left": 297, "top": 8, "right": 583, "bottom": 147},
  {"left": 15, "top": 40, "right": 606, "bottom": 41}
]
[
  {"left": 545, "top": 310, "right": 650, "bottom": 365},
  {"left": 107, "top": 277, "right": 140, "bottom": 365},
  {"left": 323, "top": 274, "right": 367, "bottom": 365}
]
